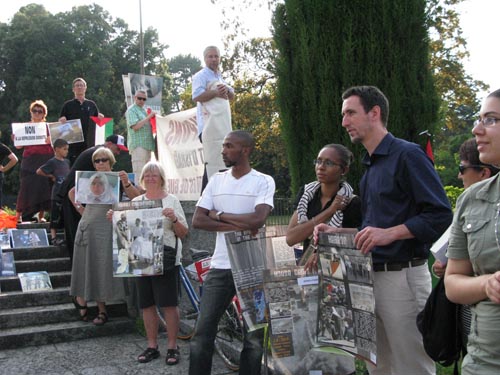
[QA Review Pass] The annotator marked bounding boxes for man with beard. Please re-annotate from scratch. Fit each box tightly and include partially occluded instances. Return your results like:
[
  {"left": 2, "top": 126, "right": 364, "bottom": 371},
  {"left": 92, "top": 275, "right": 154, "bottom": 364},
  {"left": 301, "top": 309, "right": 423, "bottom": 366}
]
[{"left": 189, "top": 130, "right": 275, "bottom": 375}]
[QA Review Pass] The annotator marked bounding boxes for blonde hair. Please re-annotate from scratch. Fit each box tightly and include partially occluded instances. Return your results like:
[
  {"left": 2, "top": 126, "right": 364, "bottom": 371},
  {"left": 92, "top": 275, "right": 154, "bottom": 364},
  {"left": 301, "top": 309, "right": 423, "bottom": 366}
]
[
  {"left": 29, "top": 100, "right": 48, "bottom": 120},
  {"left": 92, "top": 147, "right": 116, "bottom": 167},
  {"left": 139, "top": 161, "right": 166, "bottom": 189}
]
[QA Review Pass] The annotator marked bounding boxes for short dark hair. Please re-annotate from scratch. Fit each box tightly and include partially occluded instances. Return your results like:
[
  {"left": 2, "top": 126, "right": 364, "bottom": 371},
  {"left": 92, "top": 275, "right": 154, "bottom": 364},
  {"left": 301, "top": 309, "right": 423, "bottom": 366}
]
[
  {"left": 322, "top": 144, "right": 354, "bottom": 169},
  {"left": 229, "top": 130, "right": 255, "bottom": 152},
  {"left": 342, "top": 86, "right": 389, "bottom": 127},
  {"left": 53, "top": 138, "right": 68, "bottom": 149},
  {"left": 459, "top": 138, "right": 500, "bottom": 176},
  {"left": 487, "top": 89, "right": 500, "bottom": 99}
]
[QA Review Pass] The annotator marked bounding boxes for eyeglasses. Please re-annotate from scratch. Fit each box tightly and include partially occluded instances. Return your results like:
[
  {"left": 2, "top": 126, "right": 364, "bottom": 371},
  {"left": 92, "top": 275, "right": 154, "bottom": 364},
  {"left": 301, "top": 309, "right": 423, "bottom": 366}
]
[
  {"left": 458, "top": 164, "right": 483, "bottom": 174},
  {"left": 313, "top": 159, "right": 342, "bottom": 168},
  {"left": 93, "top": 158, "right": 109, "bottom": 164},
  {"left": 136, "top": 97, "right": 147, "bottom": 101},
  {"left": 31, "top": 109, "right": 44, "bottom": 114},
  {"left": 473, "top": 117, "right": 500, "bottom": 127}
]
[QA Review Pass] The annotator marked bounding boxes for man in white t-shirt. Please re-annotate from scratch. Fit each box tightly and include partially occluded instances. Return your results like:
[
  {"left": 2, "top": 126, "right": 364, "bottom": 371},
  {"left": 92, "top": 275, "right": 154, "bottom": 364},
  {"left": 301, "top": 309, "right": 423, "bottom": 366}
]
[{"left": 189, "top": 130, "right": 275, "bottom": 375}]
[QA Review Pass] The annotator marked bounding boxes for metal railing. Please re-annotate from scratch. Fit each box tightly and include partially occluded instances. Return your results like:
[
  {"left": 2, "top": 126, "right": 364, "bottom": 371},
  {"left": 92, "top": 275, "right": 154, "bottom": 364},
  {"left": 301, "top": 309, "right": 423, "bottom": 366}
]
[{"left": 267, "top": 197, "right": 294, "bottom": 225}]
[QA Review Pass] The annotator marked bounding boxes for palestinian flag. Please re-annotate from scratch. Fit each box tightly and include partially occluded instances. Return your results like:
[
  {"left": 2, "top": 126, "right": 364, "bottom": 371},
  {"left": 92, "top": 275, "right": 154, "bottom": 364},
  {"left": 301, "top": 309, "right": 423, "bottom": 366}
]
[{"left": 91, "top": 116, "right": 114, "bottom": 145}]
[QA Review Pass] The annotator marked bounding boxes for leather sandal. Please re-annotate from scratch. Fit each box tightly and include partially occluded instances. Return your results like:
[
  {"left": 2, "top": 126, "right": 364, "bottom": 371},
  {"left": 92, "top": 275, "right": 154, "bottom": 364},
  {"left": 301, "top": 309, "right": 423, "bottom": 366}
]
[
  {"left": 93, "top": 311, "right": 108, "bottom": 326},
  {"left": 71, "top": 296, "right": 89, "bottom": 322},
  {"left": 137, "top": 347, "right": 160, "bottom": 363},
  {"left": 166, "top": 346, "right": 180, "bottom": 365}
]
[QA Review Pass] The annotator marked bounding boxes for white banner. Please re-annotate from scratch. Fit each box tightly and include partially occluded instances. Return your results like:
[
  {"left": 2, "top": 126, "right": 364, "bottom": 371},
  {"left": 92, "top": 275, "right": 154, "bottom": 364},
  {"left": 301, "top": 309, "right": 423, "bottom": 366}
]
[
  {"left": 156, "top": 108, "right": 204, "bottom": 201},
  {"left": 11, "top": 122, "right": 48, "bottom": 147}
]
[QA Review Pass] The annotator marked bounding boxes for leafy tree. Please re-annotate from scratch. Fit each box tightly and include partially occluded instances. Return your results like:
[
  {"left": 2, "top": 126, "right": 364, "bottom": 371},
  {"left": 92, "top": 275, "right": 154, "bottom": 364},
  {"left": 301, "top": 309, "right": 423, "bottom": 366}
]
[
  {"left": 425, "top": 0, "right": 489, "bottom": 186},
  {"left": 273, "top": 0, "right": 439, "bottom": 194},
  {"left": 0, "top": 4, "right": 172, "bottom": 196},
  {"left": 167, "top": 54, "right": 202, "bottom": 112}
]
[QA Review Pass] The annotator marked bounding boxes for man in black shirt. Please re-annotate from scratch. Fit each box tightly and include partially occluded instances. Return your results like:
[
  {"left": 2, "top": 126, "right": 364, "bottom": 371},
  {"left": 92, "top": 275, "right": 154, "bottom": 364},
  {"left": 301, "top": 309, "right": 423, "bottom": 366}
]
[{"left": 59, "top": 77, "right": 103, "bottom": 164}]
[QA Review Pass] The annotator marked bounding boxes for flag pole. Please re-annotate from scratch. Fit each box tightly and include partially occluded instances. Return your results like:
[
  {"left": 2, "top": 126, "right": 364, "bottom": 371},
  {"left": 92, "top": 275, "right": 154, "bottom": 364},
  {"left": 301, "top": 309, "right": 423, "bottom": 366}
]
[{"left": 139, "top": 0, "right": 145, "bottom": 75}]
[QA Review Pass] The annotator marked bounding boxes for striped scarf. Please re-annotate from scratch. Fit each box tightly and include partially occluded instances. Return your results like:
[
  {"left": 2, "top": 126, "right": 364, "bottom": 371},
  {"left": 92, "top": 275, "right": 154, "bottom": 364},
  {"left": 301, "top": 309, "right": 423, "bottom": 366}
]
[{"left": 297, "top": 181, "right": 354, "bottom": 227}]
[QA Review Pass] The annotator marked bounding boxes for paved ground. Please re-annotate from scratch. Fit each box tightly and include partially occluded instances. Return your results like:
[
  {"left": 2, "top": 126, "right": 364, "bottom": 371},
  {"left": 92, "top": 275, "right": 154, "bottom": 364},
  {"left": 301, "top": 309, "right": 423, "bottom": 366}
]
[{"left": 0, "top": 332, "right": 237, "bottom": 375}]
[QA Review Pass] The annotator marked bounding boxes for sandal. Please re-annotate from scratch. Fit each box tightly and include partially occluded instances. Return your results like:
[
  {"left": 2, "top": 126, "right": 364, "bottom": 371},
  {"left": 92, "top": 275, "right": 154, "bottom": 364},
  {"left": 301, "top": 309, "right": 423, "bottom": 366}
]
[
  {"left": 166, "top": 346, "right": 180, "bottom": 366},
  {"left": 93, "top": 311, "right": 108, "bottom": 326},
  {"left": 71, "top": 296, "right": 89, "bottom": 322},
  {"left": 137, "top": 347, "right": 160, "bottom": 363}
]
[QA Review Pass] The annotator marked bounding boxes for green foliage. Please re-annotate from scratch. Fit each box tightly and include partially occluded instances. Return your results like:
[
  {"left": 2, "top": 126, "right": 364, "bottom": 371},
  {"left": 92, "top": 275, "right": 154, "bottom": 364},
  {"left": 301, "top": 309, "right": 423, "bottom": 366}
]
[
  {"left": 167, "top": 54, "right": 202, "bottom": 112},
  {"left": 426, "top": 0, "right": 488, "bottom": 187},
  {"left": 273, "top": 0, "right": 439, "bottom": 195},
  {"left": 444, "top": 185, "right": 464, "bottom": 210},
  {"left": 0, "top": 4, "right": 178, "bottom": 196}
]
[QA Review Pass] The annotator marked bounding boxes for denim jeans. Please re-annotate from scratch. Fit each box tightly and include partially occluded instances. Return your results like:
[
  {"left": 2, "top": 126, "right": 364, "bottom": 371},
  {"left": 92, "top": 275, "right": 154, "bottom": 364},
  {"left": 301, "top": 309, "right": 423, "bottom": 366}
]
[{"left": 189, "top": 268, "right": 263, "bottom": 375}]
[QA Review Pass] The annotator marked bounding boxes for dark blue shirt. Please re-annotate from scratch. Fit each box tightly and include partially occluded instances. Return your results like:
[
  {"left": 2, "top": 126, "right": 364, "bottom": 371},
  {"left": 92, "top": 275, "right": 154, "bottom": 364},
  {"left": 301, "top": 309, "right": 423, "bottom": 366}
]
[{"left": 360, "top": 133, "right": 452, "bottom": 264}]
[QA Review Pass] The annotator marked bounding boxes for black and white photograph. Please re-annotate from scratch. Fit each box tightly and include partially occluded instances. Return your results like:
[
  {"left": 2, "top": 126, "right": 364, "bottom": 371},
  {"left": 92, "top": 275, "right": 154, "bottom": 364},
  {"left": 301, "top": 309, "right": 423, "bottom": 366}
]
[
  {"left": 9, "top": 228, "right": 49, "bottom": 248},
  {"left": 316, "top": 232, "right": 377, "bottom": 364},
  {"left": 18, "top": 271, "right": 52, "bottom": 292},
  {"left": 271, "top": 236, "right": 297, "bottom": 268},
  {"left": 0, "top": 249, "right": 16, "bottom": 276},
  {"left": 75, "top": 171, "right": 120, "bottom": 205},
  {"left": 47, "top": 119, "right": 84, "bottom": 144},
  {"left": 0, "top": 232, "right": 11, "bottom": 249},
  {"left": 112, "top": 199, "right": 164, "bottom": 277}
]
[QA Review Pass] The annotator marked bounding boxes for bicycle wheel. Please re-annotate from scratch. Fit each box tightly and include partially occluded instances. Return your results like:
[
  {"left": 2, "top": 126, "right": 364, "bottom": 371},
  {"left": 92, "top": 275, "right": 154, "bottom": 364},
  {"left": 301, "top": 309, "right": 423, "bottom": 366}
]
[{"left": 214, "top": 301, "right": 244, "bottom": 371}]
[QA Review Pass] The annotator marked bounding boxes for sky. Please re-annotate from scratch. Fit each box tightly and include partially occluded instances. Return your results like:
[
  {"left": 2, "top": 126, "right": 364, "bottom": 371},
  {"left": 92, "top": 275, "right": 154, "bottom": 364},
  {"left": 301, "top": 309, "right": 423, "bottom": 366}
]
[{"left": 1, "top": 0, "right": 498, "bottom": 99}]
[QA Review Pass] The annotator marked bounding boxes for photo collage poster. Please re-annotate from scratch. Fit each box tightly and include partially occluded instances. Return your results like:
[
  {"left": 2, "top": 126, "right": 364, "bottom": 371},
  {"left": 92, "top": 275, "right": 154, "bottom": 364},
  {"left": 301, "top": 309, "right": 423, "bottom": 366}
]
[
  {"left": 8, "top": 228, "right": 49, "bottom": 248},
  {"left": 317, "top": 232, "right": 377, "bottom": 365},
  {"left": 263, "top": 267, "right": 355, "bottom": 375},
  {"left": 112, "top": 199, "right": 164, "bottom": 277},
  {"left": 18, "top": 271, "right": 52, "bottom": 292}
]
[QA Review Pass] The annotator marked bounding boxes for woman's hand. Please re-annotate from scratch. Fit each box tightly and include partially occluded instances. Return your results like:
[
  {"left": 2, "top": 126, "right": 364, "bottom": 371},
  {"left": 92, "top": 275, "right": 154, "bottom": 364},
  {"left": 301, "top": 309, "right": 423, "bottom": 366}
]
[
  {"left": 485, "top": 271, "right": 500, "bottom": 304},
  {"left": 313, "top": 223, "right": 341, "bottom": 245},
  {"left": 304, "top": 253, "right": 319, "bottom": 273},
  {"left": 163, "top": 207, "right": 177, "bottom": 222},
  {"left": 432, "top": 260, "right": 447, "bottom": 278}
]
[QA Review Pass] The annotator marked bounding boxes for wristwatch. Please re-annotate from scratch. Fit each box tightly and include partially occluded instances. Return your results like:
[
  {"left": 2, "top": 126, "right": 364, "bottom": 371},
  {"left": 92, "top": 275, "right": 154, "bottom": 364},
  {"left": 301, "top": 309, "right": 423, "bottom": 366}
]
[{"left": 216, "top": 211, "right": 224, "bottom": 221}]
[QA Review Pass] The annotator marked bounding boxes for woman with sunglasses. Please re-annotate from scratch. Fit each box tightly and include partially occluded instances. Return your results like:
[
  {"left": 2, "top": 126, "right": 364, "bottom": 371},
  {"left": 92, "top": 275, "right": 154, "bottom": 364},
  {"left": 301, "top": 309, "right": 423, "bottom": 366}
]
[
  {"left": 286, "top": 144, "right": 361, "bottom": 267},
  {"left": 15, "top": 100, "right": 53, "bottom": 223},
  {"left": 68, "top": 147, "right": 138, "bottom": 325},
  {"left": 445, "top": 89, "right": 500, "bottom": 374}
]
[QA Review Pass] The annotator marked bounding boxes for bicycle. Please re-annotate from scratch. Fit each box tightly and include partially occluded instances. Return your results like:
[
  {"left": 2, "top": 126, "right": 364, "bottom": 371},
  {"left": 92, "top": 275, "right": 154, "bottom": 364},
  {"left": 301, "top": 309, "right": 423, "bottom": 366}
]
[{"left": 157, "top": 248, "right": 244, "bottom": 371}]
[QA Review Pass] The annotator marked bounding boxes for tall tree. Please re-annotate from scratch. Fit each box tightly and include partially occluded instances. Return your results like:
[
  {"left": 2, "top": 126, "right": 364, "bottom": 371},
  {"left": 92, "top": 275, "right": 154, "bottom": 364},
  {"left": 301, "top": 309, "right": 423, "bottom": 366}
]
[
  {"left": 273, "top": 0, "right": 439, "bottom": 194},
  {"left": 167, "top": 54, "right": 202, "bottom": 112},
  {"left": 0, "top": 4, "right": 171, "bottom": 194}
]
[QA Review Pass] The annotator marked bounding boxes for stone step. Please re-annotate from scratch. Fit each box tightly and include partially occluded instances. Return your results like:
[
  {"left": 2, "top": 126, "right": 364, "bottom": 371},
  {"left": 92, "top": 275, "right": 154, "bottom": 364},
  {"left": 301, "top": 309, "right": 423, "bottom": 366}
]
[
  {"left": 0, "top": 287, "right": 72, "bottom": 310},
  {"left": 0, "top": 271, "right": 71, "bottom": 292},
  {"left": 0, "top": 302, "right": 129, "bottom": 329},
  {"left": 7, "top": 246, "right": 68, "bottom": 261},
  {"left": 0, "top": 316, "right": 136, "bottom": 350},
  {"left": 13, "top": 257, "right": 71, "bottom": 273}
]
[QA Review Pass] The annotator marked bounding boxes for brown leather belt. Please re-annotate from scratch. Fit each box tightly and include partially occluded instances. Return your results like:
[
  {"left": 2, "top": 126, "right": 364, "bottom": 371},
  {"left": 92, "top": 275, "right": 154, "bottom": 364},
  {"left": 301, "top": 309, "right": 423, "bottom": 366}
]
[{"left": 373, "top": 258, "right": 427, "bottom": 272}]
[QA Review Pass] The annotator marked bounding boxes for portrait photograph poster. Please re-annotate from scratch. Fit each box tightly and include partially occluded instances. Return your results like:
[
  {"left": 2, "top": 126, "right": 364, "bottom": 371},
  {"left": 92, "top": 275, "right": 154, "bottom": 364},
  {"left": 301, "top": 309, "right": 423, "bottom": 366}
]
[
  {"left": 8, "top": 228, "right": 49, "bottom": 248},
  {"left": 47, "top": 119, "right": 84, "bottom": 145},
  {"left": 75, "top": 171, "right": 120, "bottom": 205}
]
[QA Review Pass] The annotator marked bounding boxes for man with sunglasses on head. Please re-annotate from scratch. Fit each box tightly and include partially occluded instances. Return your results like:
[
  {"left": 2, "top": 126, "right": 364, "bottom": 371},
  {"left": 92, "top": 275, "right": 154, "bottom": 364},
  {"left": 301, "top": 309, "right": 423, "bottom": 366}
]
[{"left": 126, "top": 89, "right": 156, "bottom": 177}]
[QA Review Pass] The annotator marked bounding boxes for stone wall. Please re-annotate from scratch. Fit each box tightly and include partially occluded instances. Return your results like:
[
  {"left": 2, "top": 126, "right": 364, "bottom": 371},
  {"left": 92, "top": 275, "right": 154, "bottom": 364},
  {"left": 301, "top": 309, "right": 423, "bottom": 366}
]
[{"left": 180, "top": 201, "right": 216, "bottom": 262}]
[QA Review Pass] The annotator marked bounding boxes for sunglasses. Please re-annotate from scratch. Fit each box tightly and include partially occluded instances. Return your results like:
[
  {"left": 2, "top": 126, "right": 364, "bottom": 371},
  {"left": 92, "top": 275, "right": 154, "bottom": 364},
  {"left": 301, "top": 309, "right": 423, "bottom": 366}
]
[
  {"left": 31, "top": 109, "right": 44, "bottom": 114},
  {"left": 136, "top": 97, "right": 147, "bottom": 101},
  {"left": 458, "top": 164, "right": 482, "bottom": 174},
  {"left": 93, "top": 158, "right": 109, "bottom": 164}
]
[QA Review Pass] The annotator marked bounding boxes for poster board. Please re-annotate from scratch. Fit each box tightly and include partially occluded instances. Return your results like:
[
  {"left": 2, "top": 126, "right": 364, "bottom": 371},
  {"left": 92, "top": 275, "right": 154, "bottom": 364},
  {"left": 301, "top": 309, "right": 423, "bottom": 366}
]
[
  {"left": 75, "top": 171, "right": 120, "bottom": 205},
  {"left": 11, "top": 122, "right": 48, "bottom": 147},
  {"left": 18, "top": 271, "right": 52, "bottom": 292},
  {"left": 47, "top": 119, "right": 84, "bottom": 145},
  {"left": 112, "top": 199, "right": 164, "bottom": 277},
  {"left": 9, "top": 228, "right": 49, "bottom": 248}
]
